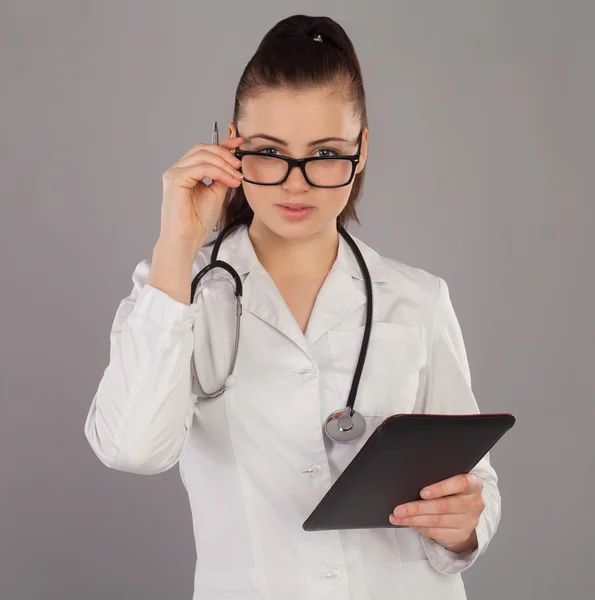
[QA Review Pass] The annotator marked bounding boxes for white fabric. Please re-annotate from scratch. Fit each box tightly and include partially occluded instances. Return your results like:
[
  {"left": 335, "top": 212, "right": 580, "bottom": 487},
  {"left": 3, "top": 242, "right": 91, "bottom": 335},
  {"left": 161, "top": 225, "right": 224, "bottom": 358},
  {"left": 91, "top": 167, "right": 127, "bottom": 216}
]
[{"left": 84, "top": 223, "right": 500, "bottom": 599}]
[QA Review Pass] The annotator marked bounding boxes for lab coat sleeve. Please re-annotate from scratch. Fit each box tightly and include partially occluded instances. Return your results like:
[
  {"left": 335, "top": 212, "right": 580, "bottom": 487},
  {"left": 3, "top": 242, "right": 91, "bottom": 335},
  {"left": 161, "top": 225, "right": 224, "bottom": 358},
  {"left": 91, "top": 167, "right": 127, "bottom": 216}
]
[
  {"left": 84, "top": 258, "right": 199, "bottom": 475},
  {"left": 413, "top": 276, "right": 501, "bottom": 575}
]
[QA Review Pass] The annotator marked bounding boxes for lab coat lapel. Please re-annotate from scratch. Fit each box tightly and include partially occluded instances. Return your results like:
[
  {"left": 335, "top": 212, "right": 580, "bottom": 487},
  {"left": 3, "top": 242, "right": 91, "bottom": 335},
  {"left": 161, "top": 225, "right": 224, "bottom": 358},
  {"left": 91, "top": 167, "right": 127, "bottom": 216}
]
[
  {"left": 303, "top": 231, "right": 388, "bottom": 347},
  {"left": 213, "top": 223, "right": 387, "bottom": 356},
  {"left": 242, "top": 265, "right": 312, "bottom": 355},
  {"left": 214, "top": 225, "right": 312, "bottom": 357},
  {"left": 301, "top": 259, "right": 365, "bottom": 347}
]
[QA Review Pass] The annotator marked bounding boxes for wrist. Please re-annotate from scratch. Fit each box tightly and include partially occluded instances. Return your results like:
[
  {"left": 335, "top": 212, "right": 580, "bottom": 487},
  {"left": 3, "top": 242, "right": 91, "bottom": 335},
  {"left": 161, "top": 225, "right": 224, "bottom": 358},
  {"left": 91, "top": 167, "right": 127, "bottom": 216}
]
[
  {"left": 147, "top": 238, "right": 202, "bottom": 305},
  {"left": 154, "top": 236, "right": 203, "bottom": 264},
  {"left": 446, "top": 530, "right": 478, "bottom": 554}
]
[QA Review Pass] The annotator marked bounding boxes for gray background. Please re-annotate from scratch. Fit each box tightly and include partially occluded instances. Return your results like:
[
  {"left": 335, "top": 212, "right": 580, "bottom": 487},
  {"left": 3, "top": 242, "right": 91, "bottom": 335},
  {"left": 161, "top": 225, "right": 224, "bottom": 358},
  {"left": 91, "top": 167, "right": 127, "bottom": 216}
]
[{"left": 1, "top": 1, "right": 593, "bottom": 598}]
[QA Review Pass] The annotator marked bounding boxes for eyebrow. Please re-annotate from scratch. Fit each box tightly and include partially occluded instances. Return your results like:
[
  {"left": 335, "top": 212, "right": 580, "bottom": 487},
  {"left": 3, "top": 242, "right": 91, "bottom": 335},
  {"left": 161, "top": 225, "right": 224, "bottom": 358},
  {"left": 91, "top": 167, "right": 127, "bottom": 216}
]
[{"left": 243, "top": 133, "right": 350, "bottom": 147}]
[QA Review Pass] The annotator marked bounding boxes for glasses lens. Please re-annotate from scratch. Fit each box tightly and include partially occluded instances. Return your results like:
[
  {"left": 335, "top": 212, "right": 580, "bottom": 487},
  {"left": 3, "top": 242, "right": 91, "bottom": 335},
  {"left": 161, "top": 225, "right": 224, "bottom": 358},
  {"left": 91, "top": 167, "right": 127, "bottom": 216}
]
[
  {"left": 241, "top": 155, "right": 288, "bottom": 184},
  {"left": 305, "top": 159, "right": 353, "bottom": 187},
  {"left": 240, "top": 155, "right": 353, "bottom": 186}
]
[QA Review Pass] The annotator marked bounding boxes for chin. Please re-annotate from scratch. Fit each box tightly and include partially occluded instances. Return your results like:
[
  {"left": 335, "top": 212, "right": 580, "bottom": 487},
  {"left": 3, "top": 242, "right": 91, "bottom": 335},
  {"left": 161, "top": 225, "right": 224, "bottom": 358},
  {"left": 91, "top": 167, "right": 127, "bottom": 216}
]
[
  {"left": 276, "top": 214, "right": 340, "bottom": 240},
  {"left": 271, "top": 220, "right": 315, "bottom": 239}
]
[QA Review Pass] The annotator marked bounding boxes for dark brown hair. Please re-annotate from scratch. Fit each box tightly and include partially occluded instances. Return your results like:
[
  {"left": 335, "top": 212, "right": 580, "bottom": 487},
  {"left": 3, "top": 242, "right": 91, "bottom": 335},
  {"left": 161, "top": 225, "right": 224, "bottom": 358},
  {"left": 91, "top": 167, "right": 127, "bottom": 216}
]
[{"left": 206, "top": 14, "right": 368, "bottom": 246}]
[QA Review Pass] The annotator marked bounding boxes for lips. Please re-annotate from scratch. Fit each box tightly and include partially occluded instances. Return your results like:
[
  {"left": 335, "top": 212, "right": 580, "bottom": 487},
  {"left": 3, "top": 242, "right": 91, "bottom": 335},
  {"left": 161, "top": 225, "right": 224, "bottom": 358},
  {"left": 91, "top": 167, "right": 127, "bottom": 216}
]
[{"left": 278, "top": 204, "right": 314, "bottom": 209}]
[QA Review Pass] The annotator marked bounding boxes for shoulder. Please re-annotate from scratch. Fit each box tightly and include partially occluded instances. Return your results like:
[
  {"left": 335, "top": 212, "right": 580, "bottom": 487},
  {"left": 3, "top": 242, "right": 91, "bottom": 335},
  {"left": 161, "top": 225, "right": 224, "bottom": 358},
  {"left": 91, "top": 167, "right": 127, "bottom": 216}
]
[
  {"left": 339, "top": 231, "right": 446, "bottom": 328},
  {"left": 350, "top": 233, "right": 441, "bottom": 302},
  {"left": 383, "top": 254, "right": 444, "bottom": 328},
  {"left": 192, "top": 243, "right": 218, "bottom": 282},
  {"left": 381, "top": 254, "right": 441, "bottom": 303},
  {"left": 375, "top": 250, "right": 466, "bottom": 351},
  {"left": 359, "top": 234, "right": 443, "bottom": 320},
  {"left": 193, "top": 243, "right": 214, "bottom": 271}
]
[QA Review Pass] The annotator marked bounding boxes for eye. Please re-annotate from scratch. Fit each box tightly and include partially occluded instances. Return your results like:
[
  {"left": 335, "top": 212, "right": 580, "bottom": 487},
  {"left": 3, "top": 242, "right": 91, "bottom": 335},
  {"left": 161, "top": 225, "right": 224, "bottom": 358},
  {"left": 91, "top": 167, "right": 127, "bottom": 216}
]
[
  {"left": 315, "top": 148, "right": 340, "bottom": 158},
  {"left": 256, "top": 147, "right": 281, "bottom": 156},
  {"left": 255, "top": 147, "right": 341, "bottom": 158}
]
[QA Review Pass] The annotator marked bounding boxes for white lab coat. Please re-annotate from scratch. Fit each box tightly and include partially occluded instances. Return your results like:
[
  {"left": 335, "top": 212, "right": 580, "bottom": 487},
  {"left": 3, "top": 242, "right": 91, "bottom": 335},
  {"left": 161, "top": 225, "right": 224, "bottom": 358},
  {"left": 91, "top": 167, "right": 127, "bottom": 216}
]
[{"left": 84, "top": 223, "right": 501, "bottom": 599}]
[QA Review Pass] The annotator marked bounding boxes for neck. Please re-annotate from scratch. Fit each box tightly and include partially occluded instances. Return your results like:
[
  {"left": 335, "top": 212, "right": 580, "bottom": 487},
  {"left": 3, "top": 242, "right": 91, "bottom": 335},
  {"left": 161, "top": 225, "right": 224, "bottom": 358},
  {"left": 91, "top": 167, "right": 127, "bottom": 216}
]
[{"left": 248, "top": 219, "right": 340, "bottom": 278}]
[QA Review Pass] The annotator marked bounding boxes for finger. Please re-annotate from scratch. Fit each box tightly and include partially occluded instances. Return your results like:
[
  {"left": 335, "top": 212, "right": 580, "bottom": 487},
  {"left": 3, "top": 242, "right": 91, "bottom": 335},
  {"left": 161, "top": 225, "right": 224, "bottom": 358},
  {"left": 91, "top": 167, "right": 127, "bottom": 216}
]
[
  {"left": 392, "top": 496, "right": 466, "bottom": 518},
  {"left": 209, "top": 177, "right": 237, "bottom": 201},
  {"left": 407, "top": 526, "right": 475, "bottom": 548},
  {"left": 179, "top": 136, "right": 244, "bottom": 162},
  {"left": 166, "top": 163, "right": 243, "bottom": 190},
  {"left": 176, "top": 150, "right": 243, "bottom": 179},
  {"left": 389, "top": 512, "right": 469, "bottom": 529},
  {"left": 185, "top": 140, "right": 245, "bottom": 170},
  {"left": 420, "top": 473, "right": 483, "bottom": 499},
  {"left": 219, "top": 136, "right": 245, "bottom": 150}
]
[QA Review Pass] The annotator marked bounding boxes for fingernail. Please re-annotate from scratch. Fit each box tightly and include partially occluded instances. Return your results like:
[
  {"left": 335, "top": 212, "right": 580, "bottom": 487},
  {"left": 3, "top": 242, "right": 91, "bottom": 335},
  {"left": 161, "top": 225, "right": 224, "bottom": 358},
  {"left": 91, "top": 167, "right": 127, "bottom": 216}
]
[
  {"left": 394, "top": 506, "right": 406, "bottom": 517},
  {"left": 421, "top": 489, "right": 432, "bottom": 498}
]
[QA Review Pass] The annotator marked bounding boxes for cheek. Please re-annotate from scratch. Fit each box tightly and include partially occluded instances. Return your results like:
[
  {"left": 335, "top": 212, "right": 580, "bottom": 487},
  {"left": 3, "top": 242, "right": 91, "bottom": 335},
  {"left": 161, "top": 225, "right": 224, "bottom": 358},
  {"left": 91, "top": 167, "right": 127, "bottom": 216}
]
[
  {"left": 320, "top": 188, "right": 351, "bottom": 216},
  {"left": 243, "top": 186, "right": 276, "bottom": 211}
]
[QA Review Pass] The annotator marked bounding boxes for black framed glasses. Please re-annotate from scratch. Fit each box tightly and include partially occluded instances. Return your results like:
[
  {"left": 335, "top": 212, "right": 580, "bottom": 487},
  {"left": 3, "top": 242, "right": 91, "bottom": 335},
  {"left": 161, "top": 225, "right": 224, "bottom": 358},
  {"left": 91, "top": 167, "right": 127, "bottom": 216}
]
[{"left": 232, "top": 127, "right": 363, "bottom": 188}]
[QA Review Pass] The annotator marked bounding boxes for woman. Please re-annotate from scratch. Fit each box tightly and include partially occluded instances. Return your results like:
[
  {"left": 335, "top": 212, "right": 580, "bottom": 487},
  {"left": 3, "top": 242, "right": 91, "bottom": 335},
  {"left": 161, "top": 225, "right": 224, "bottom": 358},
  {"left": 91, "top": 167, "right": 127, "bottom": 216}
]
[{"left": 84, "top": 14, "right": 500, "bottom": 600}]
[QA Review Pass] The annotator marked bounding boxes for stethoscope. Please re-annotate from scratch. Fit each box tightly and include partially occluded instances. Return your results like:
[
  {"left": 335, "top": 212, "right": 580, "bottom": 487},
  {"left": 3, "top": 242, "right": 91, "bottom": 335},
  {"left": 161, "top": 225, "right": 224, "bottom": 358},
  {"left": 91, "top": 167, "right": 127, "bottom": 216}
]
[
  {"left": 188, "top": 216, "right": 374, "bottom": 444},
  {"left": 189, "top": 216, "right": 374, "bottom": 444}
]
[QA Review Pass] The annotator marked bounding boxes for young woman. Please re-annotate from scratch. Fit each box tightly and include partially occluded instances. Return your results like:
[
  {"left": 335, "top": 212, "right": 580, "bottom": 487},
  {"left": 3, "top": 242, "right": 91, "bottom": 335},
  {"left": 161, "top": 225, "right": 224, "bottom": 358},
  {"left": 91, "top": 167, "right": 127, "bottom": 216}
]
[{"left": 85, "top": 14, "right": 500, "bottom": 600}]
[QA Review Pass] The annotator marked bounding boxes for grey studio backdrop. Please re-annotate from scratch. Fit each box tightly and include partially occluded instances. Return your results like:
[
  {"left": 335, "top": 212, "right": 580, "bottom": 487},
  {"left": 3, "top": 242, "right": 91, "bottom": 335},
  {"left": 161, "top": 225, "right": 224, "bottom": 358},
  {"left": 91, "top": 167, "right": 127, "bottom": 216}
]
[{"left": 1, "top": 1, "right": 593, "bottom": 599}]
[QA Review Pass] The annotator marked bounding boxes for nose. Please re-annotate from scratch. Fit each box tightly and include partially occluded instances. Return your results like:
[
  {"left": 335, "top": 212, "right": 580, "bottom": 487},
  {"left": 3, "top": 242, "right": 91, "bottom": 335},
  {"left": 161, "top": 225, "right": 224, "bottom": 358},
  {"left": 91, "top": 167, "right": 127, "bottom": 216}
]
[{"left": 282, "top": 163, "right": 310, "bottom": 192}]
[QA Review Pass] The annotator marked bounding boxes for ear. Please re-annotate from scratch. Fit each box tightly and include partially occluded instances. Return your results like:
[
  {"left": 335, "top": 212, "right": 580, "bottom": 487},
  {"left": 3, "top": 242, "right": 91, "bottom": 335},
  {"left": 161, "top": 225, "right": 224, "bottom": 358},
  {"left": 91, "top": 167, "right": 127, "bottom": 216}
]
[
  {"left": 228, "top": 121, "right": 237, "bottom": 139},
  {"left": 355, "top": 127, "right": 369, "bottom": 174}
]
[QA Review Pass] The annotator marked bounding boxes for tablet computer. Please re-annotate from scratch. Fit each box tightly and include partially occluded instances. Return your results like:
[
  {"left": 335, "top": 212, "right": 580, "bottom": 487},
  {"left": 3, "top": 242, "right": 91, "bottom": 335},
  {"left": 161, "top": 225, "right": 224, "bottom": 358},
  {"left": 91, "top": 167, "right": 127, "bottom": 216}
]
[{"left": 302, "top": 412, "right": 515, "bottom": 531}]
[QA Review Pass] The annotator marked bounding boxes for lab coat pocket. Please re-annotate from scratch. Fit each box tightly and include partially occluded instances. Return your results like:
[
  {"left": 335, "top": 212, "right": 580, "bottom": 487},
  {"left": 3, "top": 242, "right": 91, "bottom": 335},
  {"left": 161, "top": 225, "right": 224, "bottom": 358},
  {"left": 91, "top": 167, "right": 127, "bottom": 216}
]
[
  {"left": 401, "top": 560, "right": 466, "bottom": 597},
  {"left": 395, "top": 528, "right": 466, "bottom": 597},
  {"left": 394, "top": 526, "right": 427, "bottom": 561},
  {"left": 327, "top": 322, "right": 427, "bottom": 417}
]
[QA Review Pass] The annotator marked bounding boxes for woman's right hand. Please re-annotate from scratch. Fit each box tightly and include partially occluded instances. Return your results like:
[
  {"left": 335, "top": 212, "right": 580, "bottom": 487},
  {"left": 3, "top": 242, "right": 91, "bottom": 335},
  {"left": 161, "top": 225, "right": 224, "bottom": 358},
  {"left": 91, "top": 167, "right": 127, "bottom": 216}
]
[{"left": 159, "top": 135, "right": 245, "bottom": 250}]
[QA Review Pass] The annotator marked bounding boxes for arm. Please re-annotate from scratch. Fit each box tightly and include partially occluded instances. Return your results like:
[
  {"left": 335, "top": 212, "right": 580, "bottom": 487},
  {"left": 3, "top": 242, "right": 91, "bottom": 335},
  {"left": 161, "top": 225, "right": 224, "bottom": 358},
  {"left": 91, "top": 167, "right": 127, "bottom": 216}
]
[
  {"left": 83, "top": 239, "right": 204, "bottom": 475},
  {"left": 414, "top": 276, "right": 501, "bottom": 574}
]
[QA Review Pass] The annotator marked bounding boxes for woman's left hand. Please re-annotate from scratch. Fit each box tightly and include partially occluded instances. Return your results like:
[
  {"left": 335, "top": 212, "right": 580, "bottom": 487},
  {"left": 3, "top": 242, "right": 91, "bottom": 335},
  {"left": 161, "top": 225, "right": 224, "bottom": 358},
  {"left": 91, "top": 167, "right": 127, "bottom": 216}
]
[{"left": 389, "top": 473, "right": 485, "bottom": 554}]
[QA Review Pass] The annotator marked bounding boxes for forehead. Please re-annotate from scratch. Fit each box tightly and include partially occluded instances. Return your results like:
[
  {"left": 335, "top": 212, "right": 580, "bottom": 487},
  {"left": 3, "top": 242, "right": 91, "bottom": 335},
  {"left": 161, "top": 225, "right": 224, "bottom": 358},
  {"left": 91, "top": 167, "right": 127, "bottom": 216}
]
[{"left": 240, "top": 87, "right": 356, "bottom": 138}]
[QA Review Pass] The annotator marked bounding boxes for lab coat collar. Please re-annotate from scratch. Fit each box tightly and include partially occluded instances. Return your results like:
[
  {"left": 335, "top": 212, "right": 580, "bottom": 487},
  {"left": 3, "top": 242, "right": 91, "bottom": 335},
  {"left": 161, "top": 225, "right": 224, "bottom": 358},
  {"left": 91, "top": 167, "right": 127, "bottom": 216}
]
[
  {"left": 214, "top": 222, "right": 388, "bottom": 283},
  {"left": 212, "top": 223, "right": 388, "bottom": 354}
]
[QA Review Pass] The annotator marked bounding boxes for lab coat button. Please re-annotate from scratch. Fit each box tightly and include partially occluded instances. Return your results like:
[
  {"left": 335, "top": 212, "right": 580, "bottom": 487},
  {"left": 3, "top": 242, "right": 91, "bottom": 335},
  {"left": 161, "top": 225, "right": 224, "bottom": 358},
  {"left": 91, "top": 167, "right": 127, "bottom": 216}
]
[
  {"left": 225, "top": 375, "right": 237, "bottom": 387},
  {"left": 299, "top": 367, "right": 315, "bottom": 376},
  {"left": 301, "top": 463, "right": 323, "bottom": 478},
  {"left": 320, "top": 569, "right": 342, "bottom": 580}
]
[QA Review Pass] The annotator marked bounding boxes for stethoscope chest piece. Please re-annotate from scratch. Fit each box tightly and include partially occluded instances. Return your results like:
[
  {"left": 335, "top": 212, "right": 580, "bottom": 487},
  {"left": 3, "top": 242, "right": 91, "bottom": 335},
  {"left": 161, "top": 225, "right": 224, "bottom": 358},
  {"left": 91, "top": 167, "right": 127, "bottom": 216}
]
[{"left": 323, "top": 407, "right": 366, "bottom": 443}]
